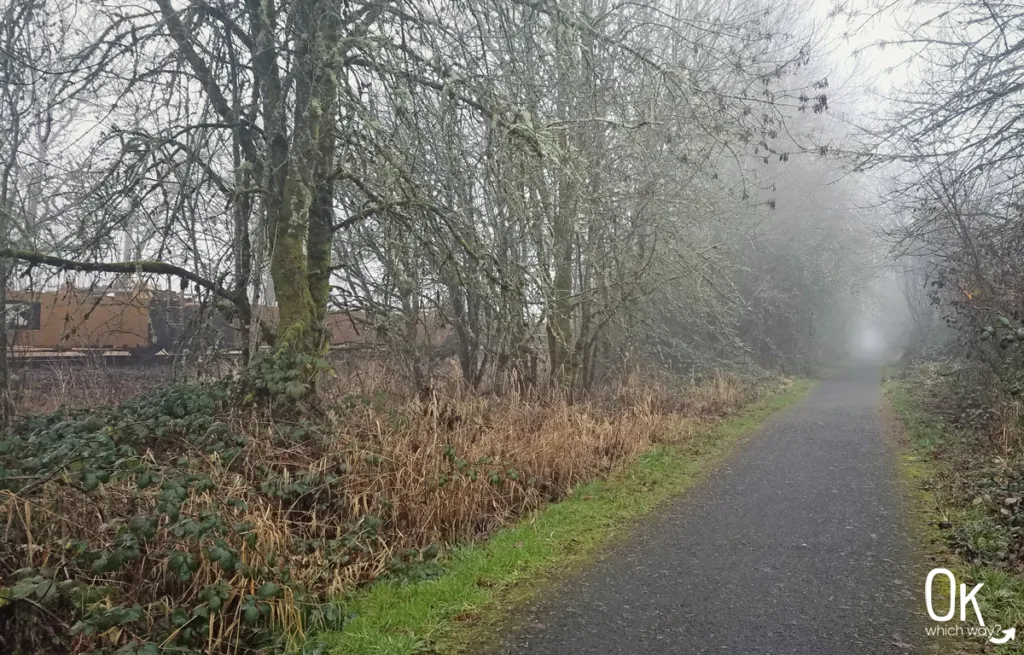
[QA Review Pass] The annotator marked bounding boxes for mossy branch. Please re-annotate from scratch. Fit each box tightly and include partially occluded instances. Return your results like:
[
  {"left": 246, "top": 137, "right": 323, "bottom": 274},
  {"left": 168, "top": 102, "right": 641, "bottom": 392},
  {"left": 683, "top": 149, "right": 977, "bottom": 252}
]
[{"left": 0, "top": 249, "right": 235, "bottom": 302}]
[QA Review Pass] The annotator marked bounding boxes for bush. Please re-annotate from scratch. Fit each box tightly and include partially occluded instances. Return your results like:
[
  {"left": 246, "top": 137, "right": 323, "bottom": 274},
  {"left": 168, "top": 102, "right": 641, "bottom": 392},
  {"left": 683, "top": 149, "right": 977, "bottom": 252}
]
[{"left": 0, "top": 378, "right": 353, "bottom": 654}]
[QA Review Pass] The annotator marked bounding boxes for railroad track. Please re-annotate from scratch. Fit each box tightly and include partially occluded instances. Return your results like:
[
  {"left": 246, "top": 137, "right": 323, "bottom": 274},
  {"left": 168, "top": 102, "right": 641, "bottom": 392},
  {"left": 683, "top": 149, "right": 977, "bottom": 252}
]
[{"left": 8, "top": 349, "right": 246, "bottom": 368}]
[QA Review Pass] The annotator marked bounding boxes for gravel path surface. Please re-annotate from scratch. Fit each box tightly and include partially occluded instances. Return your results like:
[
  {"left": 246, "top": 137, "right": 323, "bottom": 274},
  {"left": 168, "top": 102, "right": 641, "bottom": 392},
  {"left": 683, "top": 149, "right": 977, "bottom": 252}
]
[{"left": 494, "top": 363, "right": 928, "bottom": 654}]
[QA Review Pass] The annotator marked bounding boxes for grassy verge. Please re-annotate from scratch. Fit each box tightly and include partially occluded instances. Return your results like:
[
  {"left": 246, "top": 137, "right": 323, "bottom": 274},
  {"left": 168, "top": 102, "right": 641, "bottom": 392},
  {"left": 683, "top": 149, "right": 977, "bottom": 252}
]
[
  {"left": 886, "top": 369, "right": 1024, "bottom": 654},
  {"left": 318, "top": 379, "right": 814, "bottom": 655}
]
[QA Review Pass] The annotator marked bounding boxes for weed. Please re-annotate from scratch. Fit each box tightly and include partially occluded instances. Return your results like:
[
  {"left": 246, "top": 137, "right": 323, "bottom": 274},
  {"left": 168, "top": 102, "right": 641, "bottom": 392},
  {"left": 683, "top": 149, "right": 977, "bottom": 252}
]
[
  {"left": 318, "top": 379, "right": 812, "bottom": 655},
  {"left": 888, "top": 366, "right": 1024, "bottom": 653},
  {"left": 1, "top": 367, "right": 780, "bottom": 654}
]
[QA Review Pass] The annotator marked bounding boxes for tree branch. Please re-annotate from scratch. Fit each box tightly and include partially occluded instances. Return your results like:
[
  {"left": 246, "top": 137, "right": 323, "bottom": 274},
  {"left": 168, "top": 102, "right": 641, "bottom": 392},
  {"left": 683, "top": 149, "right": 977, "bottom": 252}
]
[{"left": 0, "top": 249, "right": 235, "bottom": 303}]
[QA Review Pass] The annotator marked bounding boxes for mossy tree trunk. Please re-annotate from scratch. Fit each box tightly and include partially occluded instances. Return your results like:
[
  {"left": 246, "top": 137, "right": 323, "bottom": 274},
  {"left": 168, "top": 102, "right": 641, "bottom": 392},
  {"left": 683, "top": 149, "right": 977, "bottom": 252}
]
[{"left": 251, "top": 0, "right": 340, "bottom": 358}]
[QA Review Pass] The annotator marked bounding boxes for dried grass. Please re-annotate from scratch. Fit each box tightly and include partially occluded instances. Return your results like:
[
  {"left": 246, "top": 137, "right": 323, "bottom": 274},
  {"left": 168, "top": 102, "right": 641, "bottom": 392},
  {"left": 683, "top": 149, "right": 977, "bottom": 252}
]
[
  {"left": 1, "top": 364, "right": 772, "bottom": 653},
  {"left": 305, "top": 367, "right": 767, "bottom": 582}
]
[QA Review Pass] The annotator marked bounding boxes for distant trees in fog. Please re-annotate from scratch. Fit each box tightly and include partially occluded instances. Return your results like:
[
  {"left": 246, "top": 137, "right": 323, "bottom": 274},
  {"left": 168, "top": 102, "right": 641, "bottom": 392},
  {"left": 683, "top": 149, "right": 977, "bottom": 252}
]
[{"left": 868, "top": 0, "right": 1024, "bottom": 392}]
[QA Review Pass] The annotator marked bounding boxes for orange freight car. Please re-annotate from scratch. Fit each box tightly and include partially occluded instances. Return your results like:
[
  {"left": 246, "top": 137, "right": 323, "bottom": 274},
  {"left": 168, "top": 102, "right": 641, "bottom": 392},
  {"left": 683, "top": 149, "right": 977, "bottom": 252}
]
[
  {"left": 5, "top": 285, "right": 450, "bottom": 360},
  {"left": 7, "top": 287, "right": 151, "bottom": 352}
]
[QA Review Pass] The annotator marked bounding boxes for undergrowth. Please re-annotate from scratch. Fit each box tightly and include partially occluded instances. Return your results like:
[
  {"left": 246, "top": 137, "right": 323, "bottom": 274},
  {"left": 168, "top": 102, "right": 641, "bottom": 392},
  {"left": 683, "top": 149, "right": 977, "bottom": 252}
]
[
  {"left": 322, "top": 379, "right": 811, "bottom": 655},
  {"left": 0, "top": 355, "right": 776, "bottom": 654},
  {"left": 887, "top": 362, "right": 1024, "bottom": 652}
]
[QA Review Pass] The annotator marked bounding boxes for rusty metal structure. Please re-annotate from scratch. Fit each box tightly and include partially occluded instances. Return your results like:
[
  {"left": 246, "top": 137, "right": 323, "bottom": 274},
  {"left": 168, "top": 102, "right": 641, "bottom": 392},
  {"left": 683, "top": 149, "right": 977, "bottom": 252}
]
[
  {"left": 4, "top": 285, "right": 373, "bottom": 364},
  {"left": 5, "top": 285, "right": 219, "bottom": 362},
  {"left": 4, "top": 280, "right": 454, "bottom": 366}
]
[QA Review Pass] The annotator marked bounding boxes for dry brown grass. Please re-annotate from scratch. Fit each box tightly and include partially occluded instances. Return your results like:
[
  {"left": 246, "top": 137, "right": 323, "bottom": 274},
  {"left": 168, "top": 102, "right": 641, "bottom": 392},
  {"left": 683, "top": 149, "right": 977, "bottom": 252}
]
[
  {"left": 309, "top": 368, "right": 766, "bottom": 582},
  {"left": 1, "top": 364, "right": 774, "bottom": 653}
]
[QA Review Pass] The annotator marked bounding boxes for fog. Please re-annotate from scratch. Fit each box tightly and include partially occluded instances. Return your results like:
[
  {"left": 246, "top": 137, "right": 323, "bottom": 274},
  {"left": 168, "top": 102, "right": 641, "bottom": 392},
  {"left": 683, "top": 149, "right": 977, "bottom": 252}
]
[{"left": 8, "top": 0, "right": 1024, "bottom": 652}]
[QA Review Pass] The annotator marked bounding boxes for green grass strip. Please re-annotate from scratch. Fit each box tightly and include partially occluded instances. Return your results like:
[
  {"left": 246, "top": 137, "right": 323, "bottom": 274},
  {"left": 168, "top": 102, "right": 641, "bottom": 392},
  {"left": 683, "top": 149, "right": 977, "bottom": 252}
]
[{"left": 319, "top": 379, "right": 815, "bottom": 655}]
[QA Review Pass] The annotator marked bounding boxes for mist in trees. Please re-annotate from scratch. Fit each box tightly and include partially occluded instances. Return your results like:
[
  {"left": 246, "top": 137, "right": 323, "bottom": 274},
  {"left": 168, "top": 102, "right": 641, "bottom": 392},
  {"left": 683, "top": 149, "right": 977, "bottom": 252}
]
[
  {"left": 0, "top": 0, "right": 896, "bottom": 412},
  {"left": 849, "top": 0, "right": 1024, "bottom": 398}
]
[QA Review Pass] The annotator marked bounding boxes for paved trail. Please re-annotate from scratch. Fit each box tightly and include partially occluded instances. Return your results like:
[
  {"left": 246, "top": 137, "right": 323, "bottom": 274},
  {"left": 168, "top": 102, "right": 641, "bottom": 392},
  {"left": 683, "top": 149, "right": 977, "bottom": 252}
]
[{"left": 495, "top": 364, "right": 927, "bottom": 654}]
